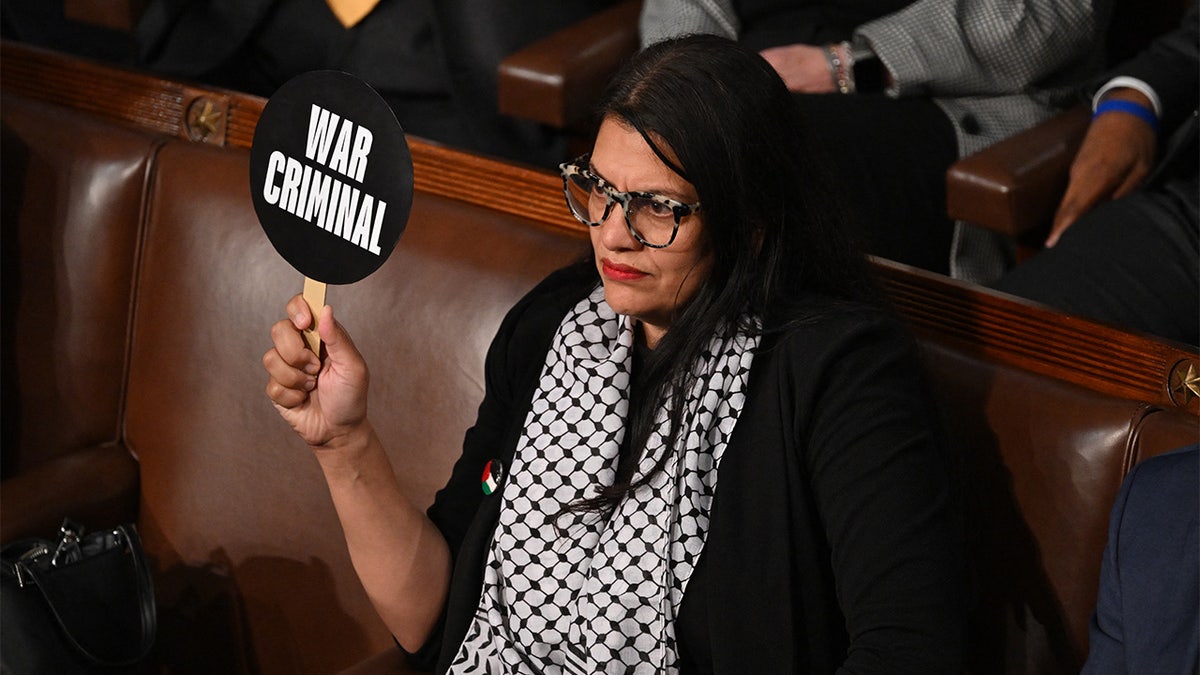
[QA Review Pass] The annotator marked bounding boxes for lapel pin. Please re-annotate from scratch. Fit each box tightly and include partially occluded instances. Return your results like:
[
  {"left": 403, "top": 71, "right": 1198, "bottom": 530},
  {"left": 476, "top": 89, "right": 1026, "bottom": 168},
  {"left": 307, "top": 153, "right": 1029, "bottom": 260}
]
[{"left": 481, "top": 459, "right": 505, "bottom": 496}]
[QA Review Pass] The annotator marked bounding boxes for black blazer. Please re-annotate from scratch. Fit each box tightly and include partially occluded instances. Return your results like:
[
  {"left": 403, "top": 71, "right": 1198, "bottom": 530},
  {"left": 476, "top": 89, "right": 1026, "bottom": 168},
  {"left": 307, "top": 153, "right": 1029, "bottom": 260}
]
[{"left": 1105, "top": 2, "right": 1199, "bottom": 186}]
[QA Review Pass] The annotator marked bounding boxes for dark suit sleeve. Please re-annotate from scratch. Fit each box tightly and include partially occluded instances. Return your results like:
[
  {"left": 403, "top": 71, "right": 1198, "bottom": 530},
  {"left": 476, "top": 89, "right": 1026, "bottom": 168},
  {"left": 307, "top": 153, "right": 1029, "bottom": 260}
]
[
  {"left": 1081, "top": 444, "right": 1200, "bottom": 674},
  {"left": 1112, "top": 3, "right": 1199, "bottom": 133},
  {"left": 1080, "top": 464, "right": 1132, "bottom": 674},
  {"left": 135, "top": 0, "right": 275, "bottom": 74}
]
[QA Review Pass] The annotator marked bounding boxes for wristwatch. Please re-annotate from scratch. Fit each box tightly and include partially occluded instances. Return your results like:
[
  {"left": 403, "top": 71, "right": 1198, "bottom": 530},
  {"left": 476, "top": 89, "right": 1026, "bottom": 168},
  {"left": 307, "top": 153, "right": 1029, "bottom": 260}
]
[{"left": 848, "top": 37, "right": 886, "bottom": 94}]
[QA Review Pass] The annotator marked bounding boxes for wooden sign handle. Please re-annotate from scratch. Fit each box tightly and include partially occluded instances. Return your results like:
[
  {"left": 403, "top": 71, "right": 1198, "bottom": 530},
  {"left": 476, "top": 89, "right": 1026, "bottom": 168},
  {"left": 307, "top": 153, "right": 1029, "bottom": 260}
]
[{"left": 302, "top": 277, "right": 327, "bottom": 355}]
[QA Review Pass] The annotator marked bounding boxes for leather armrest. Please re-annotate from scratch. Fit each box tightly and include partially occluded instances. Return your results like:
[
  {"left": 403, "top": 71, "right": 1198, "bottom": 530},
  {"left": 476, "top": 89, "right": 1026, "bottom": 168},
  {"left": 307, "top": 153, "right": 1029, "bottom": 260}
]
[
  {"left": 0, "top": 444, "right": 139, "bottom": 543},
  {"left": 497, "top": 0, "right": 642, "bottom": 130},
  {"left": 63, "top": 0, "right": 149, "bottom": 32},
  {"left": 946, "top": 106, "right": 1091, "bottom": 239}
]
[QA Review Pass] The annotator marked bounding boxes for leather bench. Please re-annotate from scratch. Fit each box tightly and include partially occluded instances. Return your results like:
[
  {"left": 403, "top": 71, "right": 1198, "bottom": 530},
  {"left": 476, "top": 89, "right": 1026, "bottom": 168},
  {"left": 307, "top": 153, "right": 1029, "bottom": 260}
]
[
  {"left": 2, "top": 41, "right": 1197, "bottom": 674},
  {"left": 0, "top": 94, "right": 155, "bottom": 538}
]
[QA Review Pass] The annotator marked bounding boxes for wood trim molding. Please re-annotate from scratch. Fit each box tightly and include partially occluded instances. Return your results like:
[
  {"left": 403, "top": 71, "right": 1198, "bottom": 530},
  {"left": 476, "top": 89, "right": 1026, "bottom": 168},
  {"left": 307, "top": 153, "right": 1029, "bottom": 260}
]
[
  {"left": 874, "top": 258, "right": 1198, "bottom": 415},
  {"left": 3, "top": 39, "right": 1195, "bottom": 415},
  {"left": 0, "top": 40, "right": 582, "bottom": 238}
]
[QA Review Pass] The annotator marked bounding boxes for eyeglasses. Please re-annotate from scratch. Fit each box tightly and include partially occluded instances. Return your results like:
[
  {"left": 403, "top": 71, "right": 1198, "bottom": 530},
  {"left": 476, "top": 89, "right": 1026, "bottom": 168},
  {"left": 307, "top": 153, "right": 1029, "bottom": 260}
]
[{"left": 558, "top": 154, "right": 701, "bottom": 249}]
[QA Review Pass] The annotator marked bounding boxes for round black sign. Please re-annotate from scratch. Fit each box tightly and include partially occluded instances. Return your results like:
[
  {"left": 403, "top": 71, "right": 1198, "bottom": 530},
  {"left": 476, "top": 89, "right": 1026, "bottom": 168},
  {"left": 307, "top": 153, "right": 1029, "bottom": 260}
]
[{"left": 250, "top": 71, "right": 412, "bottom": 285}]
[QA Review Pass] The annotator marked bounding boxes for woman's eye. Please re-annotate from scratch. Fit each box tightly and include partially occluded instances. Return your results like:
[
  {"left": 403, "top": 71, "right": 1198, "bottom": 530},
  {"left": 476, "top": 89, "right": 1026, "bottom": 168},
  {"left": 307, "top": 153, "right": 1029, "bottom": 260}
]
[{"left": 644, "top": 200, "right": 675, "bottom": 218}]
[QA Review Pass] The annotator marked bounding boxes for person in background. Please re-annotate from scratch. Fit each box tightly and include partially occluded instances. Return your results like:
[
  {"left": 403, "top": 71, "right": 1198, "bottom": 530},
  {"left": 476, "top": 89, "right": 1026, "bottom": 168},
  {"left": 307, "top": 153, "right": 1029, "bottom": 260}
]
[
  {"left": 264, "top": 34, "right": 966, "bottom": 672},
  {"left": 996, "top": 3, "right": 1198, "bottom": 346},
  {"left": 640, "top": 0, "right": 1114, "bottom": 282},
  {"left": 1081, "top": 444, "right": 1199, "bottom": 674},
  {"left": 129, "top": 0, "right": 613, "bottom": 167}
]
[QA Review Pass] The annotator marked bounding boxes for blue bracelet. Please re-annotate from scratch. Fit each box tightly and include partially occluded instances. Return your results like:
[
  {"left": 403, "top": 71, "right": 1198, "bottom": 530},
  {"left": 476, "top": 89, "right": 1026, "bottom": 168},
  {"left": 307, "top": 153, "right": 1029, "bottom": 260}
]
[{"left": 1093, "top": 99, "right": 1160, "bottom": 133}]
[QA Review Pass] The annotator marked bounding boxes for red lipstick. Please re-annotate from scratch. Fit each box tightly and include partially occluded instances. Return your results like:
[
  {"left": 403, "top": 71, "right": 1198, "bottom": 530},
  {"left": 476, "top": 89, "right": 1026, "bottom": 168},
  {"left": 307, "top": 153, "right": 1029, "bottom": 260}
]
[{"left": 601, "top": 259, "right": 648, "bottom": 281}]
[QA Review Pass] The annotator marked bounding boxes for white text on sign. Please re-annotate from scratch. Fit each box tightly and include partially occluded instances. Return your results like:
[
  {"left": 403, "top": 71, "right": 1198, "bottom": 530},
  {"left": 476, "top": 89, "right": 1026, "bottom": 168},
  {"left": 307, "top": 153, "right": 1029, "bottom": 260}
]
[{"left": 261, "top": 104, "right": 387, "bottom": 255}]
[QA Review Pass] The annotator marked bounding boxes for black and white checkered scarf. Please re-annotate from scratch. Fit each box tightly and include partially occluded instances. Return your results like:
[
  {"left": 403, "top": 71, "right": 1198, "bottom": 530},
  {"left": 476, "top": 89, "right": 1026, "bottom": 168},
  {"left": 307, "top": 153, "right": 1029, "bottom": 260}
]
[{"left": 451, "top": 285, "right": 758, "bottom": 673}]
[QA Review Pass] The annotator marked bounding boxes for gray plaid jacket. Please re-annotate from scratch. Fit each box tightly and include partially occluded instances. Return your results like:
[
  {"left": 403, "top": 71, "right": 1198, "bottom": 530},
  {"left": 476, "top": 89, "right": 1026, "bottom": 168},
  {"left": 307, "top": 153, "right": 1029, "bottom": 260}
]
[{"left": 640, "top": 0, "right": 1116, "bottom": 280}]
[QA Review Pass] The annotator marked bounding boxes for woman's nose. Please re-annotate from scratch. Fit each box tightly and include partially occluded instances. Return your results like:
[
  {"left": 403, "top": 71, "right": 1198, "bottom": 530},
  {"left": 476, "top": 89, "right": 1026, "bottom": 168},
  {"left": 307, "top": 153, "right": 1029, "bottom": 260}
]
[{"left": 597, "top": 200, "right": 639, "bottom": 250}]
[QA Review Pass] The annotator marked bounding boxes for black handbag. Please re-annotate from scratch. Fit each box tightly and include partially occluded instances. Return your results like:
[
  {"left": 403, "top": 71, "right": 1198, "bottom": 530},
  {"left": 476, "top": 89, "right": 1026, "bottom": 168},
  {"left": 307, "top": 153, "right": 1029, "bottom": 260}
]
[{"left": 0, "top": 519, "right": 157, "bottom": 674}]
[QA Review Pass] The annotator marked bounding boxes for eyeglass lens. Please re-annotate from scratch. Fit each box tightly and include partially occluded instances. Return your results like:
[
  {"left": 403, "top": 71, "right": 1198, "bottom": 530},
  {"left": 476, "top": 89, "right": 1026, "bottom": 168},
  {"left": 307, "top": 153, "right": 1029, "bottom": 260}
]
[{"left": 563, "top": 171, "right": 678, "bottom": 247}]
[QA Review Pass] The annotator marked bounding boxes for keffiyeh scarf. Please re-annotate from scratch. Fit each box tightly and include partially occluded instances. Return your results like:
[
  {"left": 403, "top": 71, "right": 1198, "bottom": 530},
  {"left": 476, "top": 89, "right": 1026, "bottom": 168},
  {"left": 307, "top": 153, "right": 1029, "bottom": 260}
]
[{"left": 451, "top": 285, "right": 759, "bottom": 673}]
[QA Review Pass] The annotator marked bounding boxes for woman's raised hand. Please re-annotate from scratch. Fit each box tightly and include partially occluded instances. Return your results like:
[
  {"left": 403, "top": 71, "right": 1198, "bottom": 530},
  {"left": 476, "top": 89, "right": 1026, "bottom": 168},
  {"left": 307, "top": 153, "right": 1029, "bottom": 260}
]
[
  {"left": 263, "top": 295, "right": 370, "bottom": 449},
  {"left": 265, "top": 300, "right": 451, "bottom": 647}
]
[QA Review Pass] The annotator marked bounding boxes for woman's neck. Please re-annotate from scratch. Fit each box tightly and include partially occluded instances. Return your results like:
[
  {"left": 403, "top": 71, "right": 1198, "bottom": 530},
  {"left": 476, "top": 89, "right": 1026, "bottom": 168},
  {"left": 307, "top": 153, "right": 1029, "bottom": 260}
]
[{"left": 639, "top": 320, "right": 665, "bottom": 350}]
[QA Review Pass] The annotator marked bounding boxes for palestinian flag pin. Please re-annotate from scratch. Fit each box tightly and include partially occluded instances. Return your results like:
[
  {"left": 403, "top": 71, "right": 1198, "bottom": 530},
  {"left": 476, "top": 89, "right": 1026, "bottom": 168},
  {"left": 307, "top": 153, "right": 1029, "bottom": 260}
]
[{"left": 481, "top": 459, "right": 504, "bottom": 495}]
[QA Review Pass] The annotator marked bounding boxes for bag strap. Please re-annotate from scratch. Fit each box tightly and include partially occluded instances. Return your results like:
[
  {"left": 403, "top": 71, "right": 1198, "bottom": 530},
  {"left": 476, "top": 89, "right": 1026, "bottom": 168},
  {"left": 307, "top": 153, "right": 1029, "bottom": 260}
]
[
  {"left": 21, "top": 524, "right": 157, "bottom": 667},
  {"left": 121, "top": 525, "right": 158, "bottom": 663}
]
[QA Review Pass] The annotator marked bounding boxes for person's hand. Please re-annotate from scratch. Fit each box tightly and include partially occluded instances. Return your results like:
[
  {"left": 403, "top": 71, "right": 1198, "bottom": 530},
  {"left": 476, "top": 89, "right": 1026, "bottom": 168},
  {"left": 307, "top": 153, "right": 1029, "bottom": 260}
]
[
  {"left": 1046, "top": 91, "right": 1158, "bottom": 246},
  {"left": 759, "top": 44, "right": 838, "bottom": 93},
  {"left": 263, "top": 295, "right": 370, "bottom": 449}
]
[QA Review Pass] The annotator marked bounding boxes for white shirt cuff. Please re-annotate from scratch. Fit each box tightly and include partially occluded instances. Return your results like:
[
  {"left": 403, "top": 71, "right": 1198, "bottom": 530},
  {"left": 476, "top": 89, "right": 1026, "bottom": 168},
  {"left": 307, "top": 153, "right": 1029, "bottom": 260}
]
[{"left": 1092, "top": 76, "right": 1162, "bottom": 118}]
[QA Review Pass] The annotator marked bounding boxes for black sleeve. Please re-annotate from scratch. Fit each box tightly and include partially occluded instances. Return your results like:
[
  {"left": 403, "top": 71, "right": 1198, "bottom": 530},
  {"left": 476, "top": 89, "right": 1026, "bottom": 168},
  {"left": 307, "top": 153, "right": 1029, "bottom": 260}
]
[
  {"left": 1111, "top": 3, "right": 1198, "bottom": 133},
  {"left": 798, "top": 311, "right": 967, "bottom": 674}
]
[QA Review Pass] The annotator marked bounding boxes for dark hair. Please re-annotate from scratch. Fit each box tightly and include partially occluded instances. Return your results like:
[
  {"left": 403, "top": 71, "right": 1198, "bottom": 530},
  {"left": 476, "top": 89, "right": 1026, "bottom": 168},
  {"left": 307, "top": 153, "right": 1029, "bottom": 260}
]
[{"left": 567, "top": 34, "right": 880, "bottom": 518}]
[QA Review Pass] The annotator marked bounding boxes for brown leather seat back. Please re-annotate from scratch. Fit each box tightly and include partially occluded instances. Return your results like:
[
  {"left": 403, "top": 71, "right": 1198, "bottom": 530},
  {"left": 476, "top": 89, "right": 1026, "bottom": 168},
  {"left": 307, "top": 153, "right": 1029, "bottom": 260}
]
[
  {"left": 123, "top": 138, "right": 586, "bottom": 673},
  {"left": 919, "top": 339, "right": 1198, "bottom": 673},
  {"left": 1, "top": 93, "right": 162, "bottom": 477}
]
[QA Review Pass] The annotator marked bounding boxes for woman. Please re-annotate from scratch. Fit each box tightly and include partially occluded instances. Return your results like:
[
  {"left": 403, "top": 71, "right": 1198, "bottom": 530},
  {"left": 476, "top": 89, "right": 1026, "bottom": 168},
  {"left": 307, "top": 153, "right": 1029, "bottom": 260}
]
[{"left": 264, "top": 34, "right": 965, "bottom": 673}]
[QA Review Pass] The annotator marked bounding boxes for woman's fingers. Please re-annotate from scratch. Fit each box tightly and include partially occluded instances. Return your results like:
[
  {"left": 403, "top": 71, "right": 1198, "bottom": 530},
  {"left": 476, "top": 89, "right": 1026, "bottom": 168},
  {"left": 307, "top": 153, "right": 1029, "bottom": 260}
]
[
  {"left": 286, "top": 293, "right": 313, "bottom": 331},
  {"left": 271, "top": 299, "right": 321, "bottom": 372},
  {"left": 264, "top": 371, "right": 313, "bottom": 409},
  {"left": 315, "top": 305, "right": 363, "bottom": 377},
  {"left": 264, "top": 294, "right": 322, "bottom": 410},
  {"left": 263, "top": 337, "right": 317, "bottom": 397},
  {"left": 264, "top": 297, "right": 372, "bottom": 448}
]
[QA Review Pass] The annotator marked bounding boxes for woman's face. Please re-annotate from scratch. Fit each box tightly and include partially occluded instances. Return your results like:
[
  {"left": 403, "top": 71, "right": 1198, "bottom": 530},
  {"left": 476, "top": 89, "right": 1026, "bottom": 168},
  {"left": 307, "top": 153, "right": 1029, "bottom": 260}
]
[{"left": 588, "top": 118, "right": 712, "bottom": 348}]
